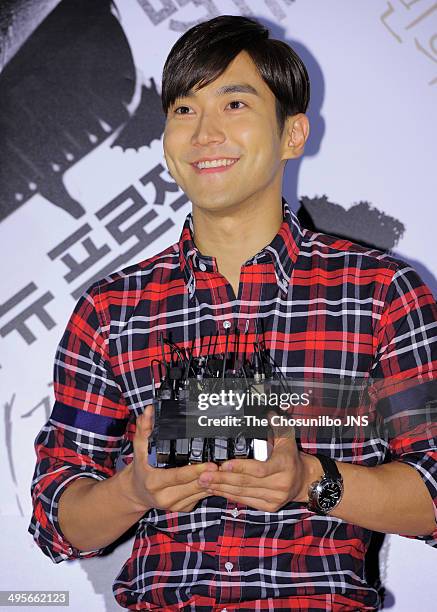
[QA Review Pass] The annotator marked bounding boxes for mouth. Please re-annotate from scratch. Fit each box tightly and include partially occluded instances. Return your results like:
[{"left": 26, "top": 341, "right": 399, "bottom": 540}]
[{"left": 191, "top": 158, "right": 240, "bottom": 174}]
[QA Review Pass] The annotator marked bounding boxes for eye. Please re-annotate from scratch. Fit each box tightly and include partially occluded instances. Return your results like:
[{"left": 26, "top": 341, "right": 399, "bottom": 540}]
[
  {"left": 174, "top": 106, "right": 192, "bottom": 115},
  {"left": 173, "top": 100, "right": 246, "bottom": 114},
  {"left": 227, "top": 100, "right": 246, "bottom": 110}
]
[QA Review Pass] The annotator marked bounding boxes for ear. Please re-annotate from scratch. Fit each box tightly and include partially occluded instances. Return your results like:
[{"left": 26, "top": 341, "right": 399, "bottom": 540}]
[{"left": 281, "top": 113, "right": 310, "bottom": 161}]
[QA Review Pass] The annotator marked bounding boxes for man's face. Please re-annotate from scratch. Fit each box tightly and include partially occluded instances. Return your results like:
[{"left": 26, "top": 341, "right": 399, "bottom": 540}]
[{"left": 163, "top": 50, "right": 292, "bottom": 214}]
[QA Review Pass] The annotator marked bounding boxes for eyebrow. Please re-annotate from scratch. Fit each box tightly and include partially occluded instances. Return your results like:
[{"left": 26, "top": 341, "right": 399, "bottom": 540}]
[{"left": 181, "top": 83, "right": 260, "bottom": 100}]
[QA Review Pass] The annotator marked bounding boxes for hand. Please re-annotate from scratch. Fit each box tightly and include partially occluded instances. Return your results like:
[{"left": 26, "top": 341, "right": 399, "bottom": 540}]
[
  {"left": 125, "top": 404, "right": 218, "bottom": 513},
  {"left": 196, "top": 414, "right": 322, "bottom": 512}
]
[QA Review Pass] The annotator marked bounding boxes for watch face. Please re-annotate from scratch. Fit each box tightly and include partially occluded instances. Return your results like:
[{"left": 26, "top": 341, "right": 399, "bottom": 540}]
[{"left": 318, "top": 480, "right": 343, "bottom": 511}]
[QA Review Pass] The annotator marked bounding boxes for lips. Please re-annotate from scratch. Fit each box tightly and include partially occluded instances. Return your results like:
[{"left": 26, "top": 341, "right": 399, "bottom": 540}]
[{"left": 191, "top": 158, "right": 240, "bottom": 174}]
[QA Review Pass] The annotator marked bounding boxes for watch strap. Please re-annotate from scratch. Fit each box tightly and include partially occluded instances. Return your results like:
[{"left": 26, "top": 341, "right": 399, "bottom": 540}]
[{"left": 314, "top": 453, "right": 342, "bottom": 481}]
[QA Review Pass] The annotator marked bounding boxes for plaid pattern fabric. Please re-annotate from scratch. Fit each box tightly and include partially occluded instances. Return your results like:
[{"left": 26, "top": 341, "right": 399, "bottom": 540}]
[{"left": 28, "top": 200, "right": 437, "bottom": 611}]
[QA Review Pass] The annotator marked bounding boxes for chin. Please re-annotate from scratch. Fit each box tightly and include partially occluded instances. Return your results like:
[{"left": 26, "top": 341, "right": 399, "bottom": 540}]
[{"left": 191, "top": 194, "right": 242, "bottom": 214}]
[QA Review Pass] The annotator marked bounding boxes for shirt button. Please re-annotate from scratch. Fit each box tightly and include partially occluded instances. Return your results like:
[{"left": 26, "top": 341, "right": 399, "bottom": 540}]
[
  {"left": 231, "top": 507, "right": 239, "bottom": 518},
  {"left": 225, "top": 561, "right": 234, "bottom": 572},
  {"left": 223, "top": 320, "right": 231, "bottom": 329},
  {"left": 199, "top": 262, "right": 207, "bottom": 271}
]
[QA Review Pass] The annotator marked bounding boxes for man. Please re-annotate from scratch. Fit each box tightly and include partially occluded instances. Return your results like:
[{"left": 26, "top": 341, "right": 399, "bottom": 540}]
[{"left": 29, "top": 15, "right": 437, "bottom": 611}]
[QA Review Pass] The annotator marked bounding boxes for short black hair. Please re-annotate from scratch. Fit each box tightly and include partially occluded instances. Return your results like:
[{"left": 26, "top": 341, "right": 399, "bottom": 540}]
[{"left": 161, "top": 15, "right": 310, "bottom": 136}]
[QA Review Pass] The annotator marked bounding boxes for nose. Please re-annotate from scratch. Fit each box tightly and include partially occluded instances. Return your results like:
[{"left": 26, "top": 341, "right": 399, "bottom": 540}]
[{"left": 190, "top": 111, "right": 226, "bottom": 147}]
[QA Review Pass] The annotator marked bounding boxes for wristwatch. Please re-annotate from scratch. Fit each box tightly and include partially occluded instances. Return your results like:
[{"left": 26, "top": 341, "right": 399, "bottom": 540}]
[{"left": 307, "top": 453, "right": 344, "bottom": 515}]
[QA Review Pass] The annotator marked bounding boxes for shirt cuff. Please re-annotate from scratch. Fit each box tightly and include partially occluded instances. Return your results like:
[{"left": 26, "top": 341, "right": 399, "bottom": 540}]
[
  {"left": 29, "top": 470, "right": 108, "bottom": 563},
  {"left": 397, "top": 453, "right": 437, "bottom": 546}
]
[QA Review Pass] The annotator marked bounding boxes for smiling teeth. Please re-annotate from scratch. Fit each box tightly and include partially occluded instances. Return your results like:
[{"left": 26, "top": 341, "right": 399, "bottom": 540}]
[{"left": 195, "top": 158, "right": 238, "bottom": 169}]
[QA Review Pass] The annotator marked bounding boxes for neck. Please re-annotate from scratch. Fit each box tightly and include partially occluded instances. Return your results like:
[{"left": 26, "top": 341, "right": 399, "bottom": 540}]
[{"left": 191, "top": 195, "right": 284, "bottom": 295}]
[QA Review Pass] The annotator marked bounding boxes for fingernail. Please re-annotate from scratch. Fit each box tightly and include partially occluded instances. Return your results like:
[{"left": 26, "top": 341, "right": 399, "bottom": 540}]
[{"left": 222, "top": 462, "right": 233, "bottom": 471}]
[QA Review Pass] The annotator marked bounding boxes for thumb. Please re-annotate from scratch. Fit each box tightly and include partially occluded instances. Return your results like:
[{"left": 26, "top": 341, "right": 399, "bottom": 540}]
[
  {"left": 133, "top": 404, "right": 155, "bottom": 470},
  {"left": 267, "top": 410, "right": 295, "bottom": 446},
  {"left": 134, "top": 404, "right": 155, "bottom": 447}
]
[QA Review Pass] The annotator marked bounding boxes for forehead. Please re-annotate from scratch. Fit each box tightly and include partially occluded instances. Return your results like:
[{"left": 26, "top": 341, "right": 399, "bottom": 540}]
[{"left": 187, "top": 51, "right": 274, "bottom": 102}]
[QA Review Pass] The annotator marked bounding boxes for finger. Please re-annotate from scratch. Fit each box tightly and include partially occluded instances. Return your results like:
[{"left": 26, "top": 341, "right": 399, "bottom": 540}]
[
  {"left": 136, "top": 405, "right": 155, "bottom": 437},
  {"left": 220, "top": 446, "right": 296, "bottom": 478},
  {"left": 170, "top": 470, "right": 220, "bottom": 497},
  {"left": 171, "top": 490, "right": 213, "bottom": 513},
  {"left": 146, "top": 468, "right": 215, "bottom": 508},
  {"left": 152, "top": 460, "right": 218, "bottom": 488},
  {"left": 199, "top": 469, "right": 288, "bottom": 494},
  {"left": 264, "top": 411, "right": 298, "bottom": 468},
  {"left": 133, "top": 405, "right": 155, "bottom": 470},
  {"left": 219, "top": 458, "right": 273, "bottom": 477},
  {"left": 267, "top": 410, "right": 296, "bottom": 444},
  {"left": 212, "top": 490, "right": 282, "bottom": 512},
  {"left": 209, "top": 483, "right": 286, "bottom": 503},
  {"left": 162, "top": 489, "right": 211, "bottom": 512},
  {"left": 199, "top": 469, "right": 265, "bottom": 488}
]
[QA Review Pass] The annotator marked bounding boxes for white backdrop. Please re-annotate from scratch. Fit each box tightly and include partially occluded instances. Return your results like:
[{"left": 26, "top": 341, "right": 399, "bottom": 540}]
[{"left": 0, "top": 1, "right": 436, "bottom": 610}]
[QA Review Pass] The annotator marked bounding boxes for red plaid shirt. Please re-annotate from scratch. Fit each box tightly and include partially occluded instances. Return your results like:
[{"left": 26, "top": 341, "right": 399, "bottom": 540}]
[{"left": 29, "top": 200, "right": 437, "bottom": 611}]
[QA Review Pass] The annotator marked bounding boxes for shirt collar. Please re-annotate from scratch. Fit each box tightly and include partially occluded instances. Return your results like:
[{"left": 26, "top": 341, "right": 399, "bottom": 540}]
[{"left": 178, "top": 197, "right": 303, "bottom": 300}]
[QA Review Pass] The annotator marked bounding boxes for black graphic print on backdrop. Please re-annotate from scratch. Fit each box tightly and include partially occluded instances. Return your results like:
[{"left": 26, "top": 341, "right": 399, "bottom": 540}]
[
  {"left": 112, "top": 80, "right": 165, "bottom": 151},
  {"left": 298, "top": 195, "right": 405, "bottom": 251},
  {"left": 0, "top": 0, "right": 163, "bottom": 222}
]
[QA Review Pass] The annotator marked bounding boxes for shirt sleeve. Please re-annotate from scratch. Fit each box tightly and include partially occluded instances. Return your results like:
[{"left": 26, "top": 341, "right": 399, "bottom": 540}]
[
  {"left": 28, "top": 281, "right": 131, "bottom": 563},
  {"left": 371, "top": 262, "right": 437, "bottom": 547}
]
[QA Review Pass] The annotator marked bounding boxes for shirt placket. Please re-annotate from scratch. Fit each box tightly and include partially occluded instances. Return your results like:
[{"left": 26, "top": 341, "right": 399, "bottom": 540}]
[
  {"left": 197, "top": 258, "right": 240, "bottom": 604},
  {"left": 200, "top": 261, "right": 267, "bottom": 606},
  {"left": 214, "top": 504, "right": 246, "bottom": 605}
]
